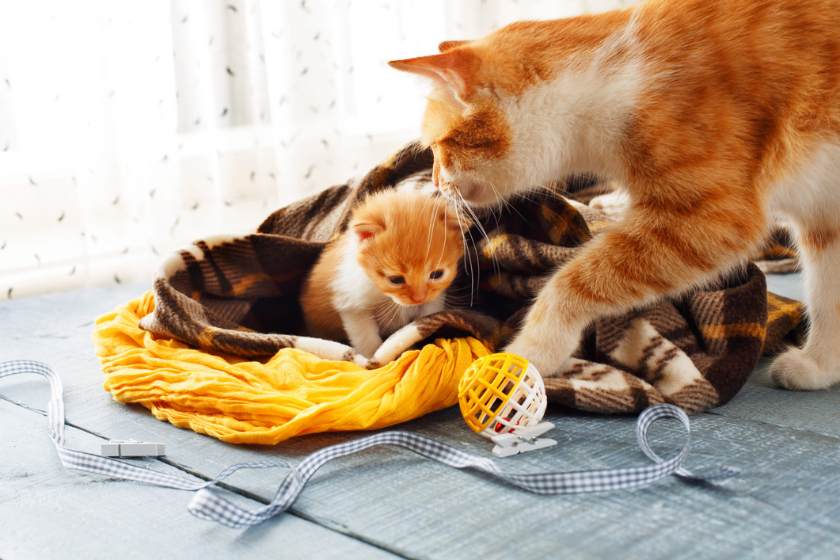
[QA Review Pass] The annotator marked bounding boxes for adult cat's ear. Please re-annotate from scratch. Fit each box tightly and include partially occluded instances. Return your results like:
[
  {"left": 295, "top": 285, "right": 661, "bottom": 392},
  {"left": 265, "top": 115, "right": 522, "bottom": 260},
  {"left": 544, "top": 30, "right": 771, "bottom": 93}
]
[
  {"left": 388, "top": 50, "right": 476, "bottom": 99},
  {"left": 352, "top": 221, "right": 382, "bottom": 242},
  {"left": 438, "top": 40, "right": 471, "bottom": 53}
]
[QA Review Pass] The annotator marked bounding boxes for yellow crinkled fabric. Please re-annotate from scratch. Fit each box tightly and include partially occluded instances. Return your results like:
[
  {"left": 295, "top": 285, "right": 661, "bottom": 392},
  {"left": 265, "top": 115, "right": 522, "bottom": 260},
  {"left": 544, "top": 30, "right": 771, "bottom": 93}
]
[{"left": 92, "top": 292, "right": 489, "bottom": 445}]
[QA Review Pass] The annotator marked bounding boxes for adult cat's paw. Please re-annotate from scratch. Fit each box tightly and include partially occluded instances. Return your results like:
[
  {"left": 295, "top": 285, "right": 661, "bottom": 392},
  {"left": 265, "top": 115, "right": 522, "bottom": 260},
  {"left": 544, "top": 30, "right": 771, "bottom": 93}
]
[
  {"left": 503, "top": 337, "right": 566, "bottom": 377},
  {"left": 770, "top": 347, "right": 840, "bottom": 390},
  {"left": 589, "top": 188, "right": 628, "bottom": 219}
]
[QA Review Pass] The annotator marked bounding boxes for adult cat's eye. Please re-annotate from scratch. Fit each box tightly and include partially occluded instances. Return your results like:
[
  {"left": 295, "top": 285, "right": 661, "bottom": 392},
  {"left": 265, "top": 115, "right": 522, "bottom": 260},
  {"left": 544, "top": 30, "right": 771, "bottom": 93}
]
[
  {"left": 429, "top": 270, "right": 444, "bottom": 280},
  {"left": 389, "top": 276, "right": 405, "bottom": 285}
]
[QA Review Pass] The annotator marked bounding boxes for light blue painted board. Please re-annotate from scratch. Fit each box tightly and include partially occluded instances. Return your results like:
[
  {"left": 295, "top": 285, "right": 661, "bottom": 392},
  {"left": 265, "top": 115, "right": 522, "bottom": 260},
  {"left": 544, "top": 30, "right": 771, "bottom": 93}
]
[
  {"left": 0, "top": 399, "right": 401, "bottom": 560},
  {"left": 713, "top": 272, "right": 840, "bottom": 438},
  {"left": 7, "top": 357, "right": 840, "bottom": 560},
  {"left": 3, "top": 282, "right": 840, "bottom": 559},
  {"left": 277, "top": 407, "right": 840, "bottom": 560},
  {"left": 765, "top": 271, "right": 805, "bottom": 303},
  {"left": 0, "top": 283, "right": 153, "bottom": 426},
  {"left": 711, "top": 358, "right": 840, "bottom": 439},
  {"left": 0, "top": 284, "right": 402, "bottom": 559}
]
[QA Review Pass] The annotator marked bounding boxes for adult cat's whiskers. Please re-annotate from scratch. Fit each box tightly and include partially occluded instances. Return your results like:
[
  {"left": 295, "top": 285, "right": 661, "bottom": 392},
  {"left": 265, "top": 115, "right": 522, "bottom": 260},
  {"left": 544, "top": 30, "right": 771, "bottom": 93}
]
[
  {"left": 433, "top": 199, "right": 451, "bottom": 275},
  {"left": 460, "top": 182, "right": 502, "bottom": 277},
  {"left": 515, "top": 189, "right": 569, "bottom": 224},
  {"left": 488, "top": 182, "right": 533, "bottom": 231},
  {"left": 443, "top": 287, "right": 475, "bottom": 308},
  {"left": 518, "top": 183, "right": 573, "bottom": 206},
  {"left": 453, "top": 195, "right": 480, "bottom": 306},
  {"left": 424, "top": 194, "right": 444, "bottom": 263}
]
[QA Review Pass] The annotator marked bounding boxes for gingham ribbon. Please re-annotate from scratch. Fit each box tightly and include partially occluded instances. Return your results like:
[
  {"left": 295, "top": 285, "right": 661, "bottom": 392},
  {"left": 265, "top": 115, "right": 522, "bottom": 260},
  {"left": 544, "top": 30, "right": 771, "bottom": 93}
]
[{"left": 1, "top": 360, "right": 739, "bottom": 529}]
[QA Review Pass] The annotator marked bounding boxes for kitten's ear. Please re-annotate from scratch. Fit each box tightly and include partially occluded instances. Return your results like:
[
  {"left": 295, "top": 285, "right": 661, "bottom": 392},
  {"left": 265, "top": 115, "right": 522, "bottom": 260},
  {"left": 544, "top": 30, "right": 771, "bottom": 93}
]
[
  {"left": 388, "top": 50, "right": 476, "bottom": 99},
  {"left": 438, "top": 40, "right": 470, "bottom": 53},
  {"left": 352, "top": 221, "right": 382, "bottom": 243}
]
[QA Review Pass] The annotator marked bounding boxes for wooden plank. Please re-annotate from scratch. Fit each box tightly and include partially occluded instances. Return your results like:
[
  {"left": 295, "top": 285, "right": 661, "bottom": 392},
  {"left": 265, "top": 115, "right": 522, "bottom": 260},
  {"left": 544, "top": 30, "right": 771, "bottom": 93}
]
[
  {"left": 4, "top": 282, "right": 840, "bottom": 558},
  {"left": 711, "top": 358, "right": 840, "bottom": 439},
  {"left": 712, "top": 272, "right": 840, "bottom": 438},
  {"left": 277, "top": 407, "right": 840, "bottom": 560},
  {"left": 765, "top": 272, "right": 805, "bottom": 304},
  {"left": 0, "top": 399, "right": 401, "bottom": 560}
]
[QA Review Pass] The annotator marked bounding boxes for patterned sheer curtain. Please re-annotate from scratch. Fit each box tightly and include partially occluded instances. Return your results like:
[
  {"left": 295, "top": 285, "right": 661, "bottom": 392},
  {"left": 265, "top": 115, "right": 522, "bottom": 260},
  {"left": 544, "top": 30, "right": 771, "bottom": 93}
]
[{"left": 0, "top": 0, "right": 629, "bottom": 300}]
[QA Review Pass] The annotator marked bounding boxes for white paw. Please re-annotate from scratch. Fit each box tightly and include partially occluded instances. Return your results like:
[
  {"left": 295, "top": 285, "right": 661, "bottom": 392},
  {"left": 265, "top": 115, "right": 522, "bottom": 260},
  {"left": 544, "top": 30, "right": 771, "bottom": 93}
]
[
  {"left": 589, "top": 189, "right": 629, "bottom": 219},
  {"left": 770, "top": 347, "right": 840, "bottom": 391},
  {"left": 503, "top": 338, "right": 566, "bottom": 377}
]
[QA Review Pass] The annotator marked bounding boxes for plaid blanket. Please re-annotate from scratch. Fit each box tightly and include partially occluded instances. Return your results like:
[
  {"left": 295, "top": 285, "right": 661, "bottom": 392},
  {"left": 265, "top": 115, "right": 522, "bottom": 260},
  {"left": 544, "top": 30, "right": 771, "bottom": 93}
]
[
  {"left": 139, "top": 142, "right": 805, "bottom": 415},
  {"left": 570, "top": 179, "right": 801, "bottom": 274}
]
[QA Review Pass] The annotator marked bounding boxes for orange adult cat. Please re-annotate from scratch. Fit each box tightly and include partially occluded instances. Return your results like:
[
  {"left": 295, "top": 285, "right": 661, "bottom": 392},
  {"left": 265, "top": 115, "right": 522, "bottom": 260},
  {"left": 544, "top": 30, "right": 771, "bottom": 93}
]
[
  {"left": 390, "top": 0, "right": 840, "bottom": 390},
  {"left": 300, "top": 189, "right": 468, "bottom": 358}
]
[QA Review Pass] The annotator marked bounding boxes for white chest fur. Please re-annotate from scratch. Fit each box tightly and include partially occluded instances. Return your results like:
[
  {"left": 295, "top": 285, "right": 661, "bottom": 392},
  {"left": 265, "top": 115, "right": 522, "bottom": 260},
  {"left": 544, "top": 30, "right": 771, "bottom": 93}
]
[{"left": 331, "top": 240, "right": 445, "bottom": 340}]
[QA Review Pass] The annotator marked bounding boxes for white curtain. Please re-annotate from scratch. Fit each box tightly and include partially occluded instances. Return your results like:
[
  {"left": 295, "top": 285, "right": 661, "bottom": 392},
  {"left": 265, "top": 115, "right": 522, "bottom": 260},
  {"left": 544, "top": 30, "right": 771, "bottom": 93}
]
[{"left": 0, "top": 0, "right": 630, "bottom": 300}]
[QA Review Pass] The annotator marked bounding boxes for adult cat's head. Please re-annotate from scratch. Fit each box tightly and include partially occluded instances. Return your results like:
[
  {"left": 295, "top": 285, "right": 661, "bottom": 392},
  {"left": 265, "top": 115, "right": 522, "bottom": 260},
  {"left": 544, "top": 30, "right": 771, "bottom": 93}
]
[{"left": 389, "top": 13, "right": 635, "bottom": 207}]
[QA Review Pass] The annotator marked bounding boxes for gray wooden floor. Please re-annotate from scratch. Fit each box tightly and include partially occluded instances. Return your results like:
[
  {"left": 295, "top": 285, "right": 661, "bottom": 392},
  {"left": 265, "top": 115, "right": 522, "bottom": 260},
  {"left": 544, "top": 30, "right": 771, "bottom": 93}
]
[{"left": 1, "top": 273, "right": 838, "bottom": 560}]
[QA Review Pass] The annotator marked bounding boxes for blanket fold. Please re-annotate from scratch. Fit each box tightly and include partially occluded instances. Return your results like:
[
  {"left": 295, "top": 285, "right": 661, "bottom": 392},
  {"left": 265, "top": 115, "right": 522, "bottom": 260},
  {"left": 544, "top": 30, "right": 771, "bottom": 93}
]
[
  {"left": 94, "top": 292, "right": 489, "bottom": 444},
  {"left": 108, "top": 141, "right": 803, "bottom": 420}
]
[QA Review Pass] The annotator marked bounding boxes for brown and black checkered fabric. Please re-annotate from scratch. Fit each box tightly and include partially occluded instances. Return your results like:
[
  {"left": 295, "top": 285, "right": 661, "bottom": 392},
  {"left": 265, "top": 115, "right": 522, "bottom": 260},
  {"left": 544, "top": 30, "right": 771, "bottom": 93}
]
[{"left": 139, "top": 142, "right": 805, "bottom": 414}]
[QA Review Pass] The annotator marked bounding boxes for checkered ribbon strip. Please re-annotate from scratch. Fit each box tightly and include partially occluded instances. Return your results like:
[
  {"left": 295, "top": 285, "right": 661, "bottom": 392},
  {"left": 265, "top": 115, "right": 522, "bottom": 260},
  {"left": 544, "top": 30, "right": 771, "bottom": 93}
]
[{"left": 2, "top": 360, "right": 739, "bottom": 529}]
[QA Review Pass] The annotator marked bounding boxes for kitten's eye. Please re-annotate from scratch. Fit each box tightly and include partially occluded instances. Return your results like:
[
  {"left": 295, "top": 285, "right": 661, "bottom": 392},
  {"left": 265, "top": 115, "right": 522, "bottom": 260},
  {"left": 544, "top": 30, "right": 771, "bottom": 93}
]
[
  {"left": 389, "top": 276, "right": 405, "bottom": 285},
  {"left": 429, "top": 270, "right": 444, "bottom": 280}
]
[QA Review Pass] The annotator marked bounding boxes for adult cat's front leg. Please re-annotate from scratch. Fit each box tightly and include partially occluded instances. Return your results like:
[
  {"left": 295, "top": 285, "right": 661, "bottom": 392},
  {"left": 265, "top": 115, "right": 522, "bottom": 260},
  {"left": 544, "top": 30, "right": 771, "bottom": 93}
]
[{"left": 504, "top": 199, "right": 765, "bottom": 375}]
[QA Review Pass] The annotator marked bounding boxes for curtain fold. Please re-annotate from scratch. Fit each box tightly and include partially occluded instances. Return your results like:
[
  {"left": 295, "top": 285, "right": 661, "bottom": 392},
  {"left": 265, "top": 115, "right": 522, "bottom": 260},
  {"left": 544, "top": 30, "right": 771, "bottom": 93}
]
[{"left": 0, "top": 0, "right": 629, "bottom": 300}]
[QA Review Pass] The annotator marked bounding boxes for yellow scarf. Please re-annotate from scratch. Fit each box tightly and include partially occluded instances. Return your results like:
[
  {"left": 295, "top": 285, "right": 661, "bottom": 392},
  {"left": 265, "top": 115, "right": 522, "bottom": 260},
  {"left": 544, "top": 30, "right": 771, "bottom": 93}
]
[{"left": 92, "top": 292, "right": 489, "bottom": 444}]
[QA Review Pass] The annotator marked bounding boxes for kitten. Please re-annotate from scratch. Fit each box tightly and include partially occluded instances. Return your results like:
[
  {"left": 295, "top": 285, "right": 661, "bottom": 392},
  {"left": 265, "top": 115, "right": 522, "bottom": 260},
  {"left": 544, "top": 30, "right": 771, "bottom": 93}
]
[
  {"left": 300, "top": 189, "right": 469, "bottom": 358},
  {"left": 390, "top": 0, "right": 840, "bottom": 390}
]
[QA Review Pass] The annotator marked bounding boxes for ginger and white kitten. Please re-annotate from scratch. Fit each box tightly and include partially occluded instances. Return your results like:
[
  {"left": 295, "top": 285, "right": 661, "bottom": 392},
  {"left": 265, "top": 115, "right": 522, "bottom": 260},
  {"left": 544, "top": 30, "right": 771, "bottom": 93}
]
[
  {"left": 390, "top": 0, "right": 840, "bottom": 390},
  {"left": 300, "top": 189, "right": 469, "bottom": 358}
]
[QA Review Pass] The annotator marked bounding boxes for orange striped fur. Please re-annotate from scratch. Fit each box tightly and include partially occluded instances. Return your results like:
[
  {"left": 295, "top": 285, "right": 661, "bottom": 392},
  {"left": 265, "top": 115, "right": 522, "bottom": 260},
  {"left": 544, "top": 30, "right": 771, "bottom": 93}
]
[
  {"left": 390, "top": 0, "right": 840, "bottom": 390},
  {"left": 300, "top": 190, "right": 469, "bottom": 358}
]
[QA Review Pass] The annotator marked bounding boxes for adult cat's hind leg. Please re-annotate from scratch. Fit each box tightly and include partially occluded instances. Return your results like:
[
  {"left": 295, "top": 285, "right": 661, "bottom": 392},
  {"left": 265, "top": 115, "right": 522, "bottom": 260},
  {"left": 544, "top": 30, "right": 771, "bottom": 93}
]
[{"left": 770, "top": 224, "right": 840, "bottom": 390}]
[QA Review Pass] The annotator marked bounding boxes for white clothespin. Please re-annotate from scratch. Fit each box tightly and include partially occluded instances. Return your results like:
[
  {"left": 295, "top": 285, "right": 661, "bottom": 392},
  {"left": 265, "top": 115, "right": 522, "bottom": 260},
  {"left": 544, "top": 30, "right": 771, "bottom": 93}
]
[
  {"left": 490, "top": 421, "right": 557, "bottom": 458},
  {"left": 101, "top": 439, "right": 166, "bottom": 457},
  {"left": 460, "top": 354, "right": 559, "bottom": 458}
]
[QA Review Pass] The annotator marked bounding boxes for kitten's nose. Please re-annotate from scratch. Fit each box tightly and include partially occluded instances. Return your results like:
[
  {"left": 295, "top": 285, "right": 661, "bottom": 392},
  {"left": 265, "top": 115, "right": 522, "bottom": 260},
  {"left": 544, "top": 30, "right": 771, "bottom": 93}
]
[{"left": 411, "top": 294, "right": 425, "bottom": 303}]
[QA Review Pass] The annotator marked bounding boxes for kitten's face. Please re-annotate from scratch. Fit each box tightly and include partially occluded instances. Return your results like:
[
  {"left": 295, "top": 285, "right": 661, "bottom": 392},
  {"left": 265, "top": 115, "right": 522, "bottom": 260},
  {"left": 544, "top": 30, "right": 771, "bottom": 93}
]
[{"left": 352, "top": 190, "right": 469, "bottom": 307}]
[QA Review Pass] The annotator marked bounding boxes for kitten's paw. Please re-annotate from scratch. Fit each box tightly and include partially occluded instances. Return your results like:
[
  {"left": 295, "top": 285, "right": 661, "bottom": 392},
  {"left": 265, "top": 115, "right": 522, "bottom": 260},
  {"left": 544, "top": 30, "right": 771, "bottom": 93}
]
[
  {"left": 352, "top": 346, "right": 377, "bottom": 362},
  {"left": 770, "top": 347, "right": 840, "bottom": 391}
]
